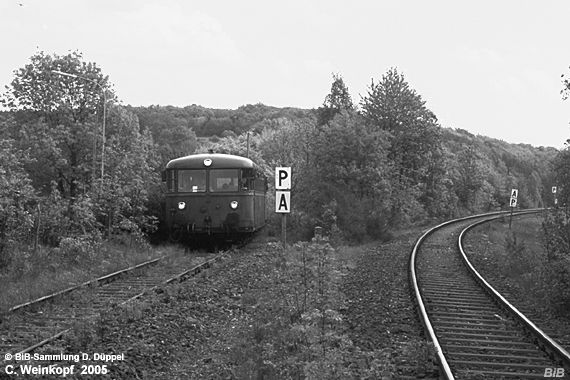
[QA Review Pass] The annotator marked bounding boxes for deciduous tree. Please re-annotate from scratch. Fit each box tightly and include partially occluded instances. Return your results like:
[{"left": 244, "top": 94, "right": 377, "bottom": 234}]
[
  {"left": 317, "top": 74, "right": 354, "bottom": 126},
  {"left": 361, "top": 68, "right": 443, "bottom": 221}
]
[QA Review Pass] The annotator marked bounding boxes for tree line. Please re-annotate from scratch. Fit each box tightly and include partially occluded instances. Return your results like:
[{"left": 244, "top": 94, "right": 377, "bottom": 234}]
[
  {"left": 0, "top": 51, "right": 565, "bottom": 268},
  {"left": 201, "top": 72, "right": 558, "bottom": 240}
]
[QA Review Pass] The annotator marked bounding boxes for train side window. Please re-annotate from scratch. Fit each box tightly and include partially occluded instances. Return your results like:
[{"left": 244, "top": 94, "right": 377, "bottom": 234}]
[
  {"left": 240, "top": 168, "right": 254, "bottom": 191},
  {"left": 209, "top": 169, "right": 239, "bottom": 192},
  {"left": 167, "top": 170, "right": 176, "bottom": 192},
  {"left": 177, "top": 170, "right": 206, "bottom": 192}
]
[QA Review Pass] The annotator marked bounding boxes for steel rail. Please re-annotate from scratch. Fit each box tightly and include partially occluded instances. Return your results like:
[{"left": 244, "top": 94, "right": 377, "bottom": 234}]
[
  {"left": 458, "top": 211, "right": 570, "bottom": 368},
  {"left": 7, "top": 256, "right": 166, "bottom": 314},
  {"left": 10, "top": 254, "right": 222, "bottom": 359},
  {"left": 409, "top": 209, "right": 547, "bottom": 379},
  {"left": 409, "top": 210, "right": 514, "bottom": 380}
]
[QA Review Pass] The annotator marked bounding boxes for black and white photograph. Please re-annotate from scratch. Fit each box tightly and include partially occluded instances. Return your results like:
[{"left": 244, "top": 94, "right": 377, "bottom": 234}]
[{"left": 1, "top": 1, "right": 569, "bottom": 378}]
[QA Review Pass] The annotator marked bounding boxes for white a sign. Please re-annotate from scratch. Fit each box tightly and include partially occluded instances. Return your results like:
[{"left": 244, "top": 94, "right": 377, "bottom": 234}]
[{"left": 275, "top": 191, "right": 291, "bottom": 213}]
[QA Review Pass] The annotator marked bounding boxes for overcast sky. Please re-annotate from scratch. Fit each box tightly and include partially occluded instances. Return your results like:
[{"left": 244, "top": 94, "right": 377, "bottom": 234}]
[{"left": 2, "top": 0, "right": 569, "bottom": 148}]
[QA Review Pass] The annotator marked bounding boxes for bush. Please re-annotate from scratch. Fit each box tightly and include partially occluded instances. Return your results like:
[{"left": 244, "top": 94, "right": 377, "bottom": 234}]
[
  {"left": 541, "top": 210, "right": 570, "bottom": 314},
  {"left": 228, "top": 239, "right": 355, "bottom": 378},
  {"left": 0, "top": 139, "right": 35, "bottom": 268},
  {"left": 58, "top": 234, "right": 102, "bottom": 263}
]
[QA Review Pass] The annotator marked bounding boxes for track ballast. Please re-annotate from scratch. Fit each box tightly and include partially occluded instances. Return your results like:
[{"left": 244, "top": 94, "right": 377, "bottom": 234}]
[{"left": 410, "top": 211, "right": 570, "bottom": 379}]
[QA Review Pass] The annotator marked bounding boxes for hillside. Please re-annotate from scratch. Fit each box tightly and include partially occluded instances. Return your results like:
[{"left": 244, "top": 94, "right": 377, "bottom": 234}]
[{"left": 131, "top": 103, "right": 557, "bottom": 216}]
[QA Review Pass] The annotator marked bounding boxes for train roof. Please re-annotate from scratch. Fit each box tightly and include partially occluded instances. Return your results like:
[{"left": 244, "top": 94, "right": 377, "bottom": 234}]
[{"left": 166, "top": 153, "right": 255, "bottom": 169}]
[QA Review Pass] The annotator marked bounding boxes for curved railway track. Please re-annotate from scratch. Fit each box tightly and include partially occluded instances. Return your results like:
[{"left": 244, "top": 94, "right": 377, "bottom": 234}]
[
  {"left": 410, "top": 210, "right": 570, "bottom": 379},
  {"left": 0, "top": 250, "right": 221, "bottom": 360}
]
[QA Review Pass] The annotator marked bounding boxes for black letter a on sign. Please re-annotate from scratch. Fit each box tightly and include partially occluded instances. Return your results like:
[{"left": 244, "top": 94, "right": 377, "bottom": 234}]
[{"left": 279, "top": 193, "right": 288, "bottom": 211}]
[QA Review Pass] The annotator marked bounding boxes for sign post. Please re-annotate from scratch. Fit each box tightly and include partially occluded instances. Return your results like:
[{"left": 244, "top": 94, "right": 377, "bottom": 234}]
[
  {"left": 275, "top": 167, "right": 291, "bottom": 247},
  {"left": 509, "top": 188, "right": 518, "bottom": 229}
]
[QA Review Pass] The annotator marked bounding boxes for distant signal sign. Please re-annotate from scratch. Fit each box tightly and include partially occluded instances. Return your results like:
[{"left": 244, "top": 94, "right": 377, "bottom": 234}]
[{"left": 509, "top": 188, "right": 518, "bottom": 208}]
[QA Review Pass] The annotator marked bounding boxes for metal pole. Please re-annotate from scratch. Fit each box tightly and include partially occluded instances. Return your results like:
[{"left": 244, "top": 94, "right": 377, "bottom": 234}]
[
  {"left": 100, "top": 90, "right": 106, "bottom": 192},
  {"left": 282, "top": 213, "right": 287, "bottom": 247}
]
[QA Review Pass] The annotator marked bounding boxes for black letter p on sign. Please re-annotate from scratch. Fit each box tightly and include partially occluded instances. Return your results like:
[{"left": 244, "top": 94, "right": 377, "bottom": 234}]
[{"left": 275, "top": 167, "right": 291, "bottom": 190}]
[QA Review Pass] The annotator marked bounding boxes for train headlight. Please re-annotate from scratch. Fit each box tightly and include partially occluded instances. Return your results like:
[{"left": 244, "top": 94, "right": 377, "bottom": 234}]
[
  {"left": 230, "top": 200, "right": 239, "bottom": 210},
  {"left": 203, "top": 158, "right": 212, "bottom": 167},
  {"left": 178, "top": 201, "right": 186, "bottom": 210}
]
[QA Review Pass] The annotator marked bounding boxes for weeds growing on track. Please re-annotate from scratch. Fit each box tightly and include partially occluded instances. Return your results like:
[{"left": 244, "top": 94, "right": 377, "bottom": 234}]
[
  {"left": 0, "top": 236, "right": 179, "bottom": 313},
  {"left": 472, "top": 213, "right": 570, "bottom": 316},
  {"left": 42, "top": 235, "right": 436, "bottom": 378}
]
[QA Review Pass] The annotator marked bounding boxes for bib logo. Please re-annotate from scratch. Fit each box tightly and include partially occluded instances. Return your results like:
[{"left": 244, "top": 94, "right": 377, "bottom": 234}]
[{"left": 544, "top": 368, "right": 565, "bottom": 378}]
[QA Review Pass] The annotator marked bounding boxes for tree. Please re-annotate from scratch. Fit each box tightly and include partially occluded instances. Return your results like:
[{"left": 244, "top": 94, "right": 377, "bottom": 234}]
[
  {"left": 2, "top": 51, "right": 114, "bottom": 198},
  {"left": 2, "top": 51, "right": 114, "bottom": 128},
  {"left": 316, "top": 74, "right": 354, "bottom": 126},
  {"left": 156, "top": 125, "right": 197, "bottom": 166},
  {"left": 2, "top": 51, "right": 157, "bottom": 241},
  {"left": 562, "top": 66, "right": 570, "bottom": 100},
  {"left": 360, "top": 68, "right": 443, "bottom": 220},
  {"left": 454, "top": 144, "right": 487, "bottom": 210},
  {"left": 553, "top": 140, "right": 570, "bottom": 210},
  {"left": 559, "top": 68, "right": 570, "bottom": 208}
]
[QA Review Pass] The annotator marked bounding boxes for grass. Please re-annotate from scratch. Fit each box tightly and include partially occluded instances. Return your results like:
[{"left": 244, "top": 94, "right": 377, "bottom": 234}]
[
  {"left": 469, "top": 213, "right": 557, "bottom": 312},
  {"left": 0, "top": 235, "right": 181, "bottom": 313}
]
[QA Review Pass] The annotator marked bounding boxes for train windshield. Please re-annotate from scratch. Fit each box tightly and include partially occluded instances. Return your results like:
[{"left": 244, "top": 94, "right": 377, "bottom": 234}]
[
  {"left": 209, "top": 169, "right": 239, "bottom": 192},
  {"left": 177, "top": 170, "right": 206, "bottom": 192}
]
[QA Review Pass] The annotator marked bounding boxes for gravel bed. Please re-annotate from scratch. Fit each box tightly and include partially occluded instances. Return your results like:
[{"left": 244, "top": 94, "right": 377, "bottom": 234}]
[
  {"left": 340, "top": 230, "right": 439, "bottom": 379},
  {"left": 19, "top": 232, "right": 439, "bottom": 379}
]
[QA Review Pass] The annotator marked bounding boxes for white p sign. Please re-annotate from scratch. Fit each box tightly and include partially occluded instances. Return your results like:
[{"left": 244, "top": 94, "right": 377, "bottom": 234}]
[{"left": 275, "top": 167, "right": 291, "bottom": 190}]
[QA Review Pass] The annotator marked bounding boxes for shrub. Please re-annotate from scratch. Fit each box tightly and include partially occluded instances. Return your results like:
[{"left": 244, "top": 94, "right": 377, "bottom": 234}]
[
  {"left": 229, "top": 239, "right": 358, "bottom": 378},
  {"left": 541, "top": 210, "right": 570, "bottom": 314},
  {"left": 58, "top": 234, "right": 102, "bottom": 263}
]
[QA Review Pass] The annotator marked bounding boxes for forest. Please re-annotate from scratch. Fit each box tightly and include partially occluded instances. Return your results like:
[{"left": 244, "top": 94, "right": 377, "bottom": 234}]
[{"left": 0, "top": 51, "right": 568, "bottom": 271}]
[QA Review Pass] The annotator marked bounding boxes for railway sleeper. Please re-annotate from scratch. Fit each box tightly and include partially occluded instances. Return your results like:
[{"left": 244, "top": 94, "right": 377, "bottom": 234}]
[
  {"left": 429, "top": 303, "right": 499, "bottom": 312},
  {"left": 449, "top": 359, "right": 554, "bottom": 371},
  {"left": 455, "top": 369, "right": 553, "bottom": 379},
  {"left": 421, "top": 286, "right": 487, "bottom": 294},
  {"left": 438, "top": 331, "right": 527, "bottom": 340},
  {"left": 426, "top": 294, "right": 492, "bottom": 303},
  {"left": 442, "top": 337, "right": 541, "bottom": 349},
  {"left": 422, "top": 293, "right": 491, "bottom": 302},
  {"left": 430, "top": 310, "right": 504, "bottom": 319},
  {"left": 447, "top": 351, "right": 553, "bottom": 364},
  {"left": 433, "top": 315, "right": 506, "bottom": 324},
  {"left": 437, "top": 326, "right": 518, "bottom": 336},
  {"left": 435, "top": 320, "right": 511, "bottom": 329},
  {"left": 446, "top": 344, "right": 547, "bottom": 356}
]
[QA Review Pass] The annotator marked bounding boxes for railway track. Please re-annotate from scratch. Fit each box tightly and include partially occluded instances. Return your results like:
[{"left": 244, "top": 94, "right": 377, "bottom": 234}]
[
  {"left": 0, "top": 250, "right": 221, "bottom": 359},
  {"left": 410, "top": 210, "right": 570, "bottom": 379}
]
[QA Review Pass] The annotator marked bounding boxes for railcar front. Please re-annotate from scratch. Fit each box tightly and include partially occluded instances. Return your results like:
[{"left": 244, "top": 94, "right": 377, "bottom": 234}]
[{"left": 163, "top": 153, "right": 266, "bottom": 243}]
